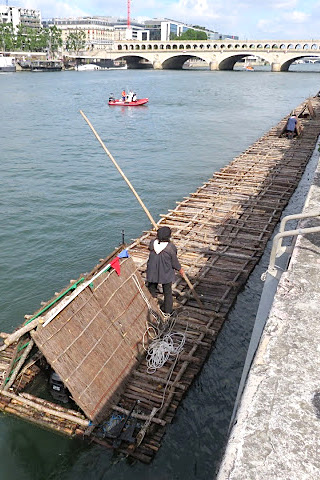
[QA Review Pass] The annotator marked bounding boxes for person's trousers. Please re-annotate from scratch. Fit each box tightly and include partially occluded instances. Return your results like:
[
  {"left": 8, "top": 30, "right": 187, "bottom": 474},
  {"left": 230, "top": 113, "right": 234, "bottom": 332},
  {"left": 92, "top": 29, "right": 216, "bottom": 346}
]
[{"left": 148, "top": 282, "right": 173, "bottom": 314}]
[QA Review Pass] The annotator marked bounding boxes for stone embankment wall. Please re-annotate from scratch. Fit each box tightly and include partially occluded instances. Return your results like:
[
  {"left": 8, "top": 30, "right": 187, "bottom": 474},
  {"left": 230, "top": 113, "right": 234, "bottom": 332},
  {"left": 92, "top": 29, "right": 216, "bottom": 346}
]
[{"left": 217, "top": 143, "right": 320, "bottom": 479}]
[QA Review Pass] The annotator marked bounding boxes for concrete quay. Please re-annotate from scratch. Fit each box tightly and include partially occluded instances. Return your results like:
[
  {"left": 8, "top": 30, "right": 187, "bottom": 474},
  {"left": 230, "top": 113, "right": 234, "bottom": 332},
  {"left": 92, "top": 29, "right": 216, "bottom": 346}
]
[{"left": 216, "top": 144, "right": 320, "bottom": 479}]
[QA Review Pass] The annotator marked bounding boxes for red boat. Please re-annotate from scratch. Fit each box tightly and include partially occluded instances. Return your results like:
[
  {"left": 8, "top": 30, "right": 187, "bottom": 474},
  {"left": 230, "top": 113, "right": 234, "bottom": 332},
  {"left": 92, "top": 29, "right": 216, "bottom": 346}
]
[{"left": 108, "top": 97, "right": 148, "bottom": 106}]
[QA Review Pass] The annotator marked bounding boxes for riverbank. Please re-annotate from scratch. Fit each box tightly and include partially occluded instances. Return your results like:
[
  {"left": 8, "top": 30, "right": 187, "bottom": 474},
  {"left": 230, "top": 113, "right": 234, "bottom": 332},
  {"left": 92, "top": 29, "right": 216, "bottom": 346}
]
[{"left": 217, "top": 141, "right": 320, "bottom": 479}]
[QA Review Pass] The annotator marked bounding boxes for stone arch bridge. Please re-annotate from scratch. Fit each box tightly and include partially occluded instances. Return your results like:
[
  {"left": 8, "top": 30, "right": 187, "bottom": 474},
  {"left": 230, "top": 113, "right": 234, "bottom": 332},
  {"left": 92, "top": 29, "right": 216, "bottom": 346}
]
[{"left": 85, "top": 39, "right": 320, "bottom": 71}]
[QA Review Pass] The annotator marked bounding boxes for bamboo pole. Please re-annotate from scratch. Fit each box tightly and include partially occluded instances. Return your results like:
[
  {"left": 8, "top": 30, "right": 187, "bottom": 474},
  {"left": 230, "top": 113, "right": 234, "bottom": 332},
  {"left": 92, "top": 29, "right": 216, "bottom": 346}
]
[
  {"left": 111, "top": 404, "right": 166, "bottom": 426},
  {"left": 80, "top": 110, "right": 157, "bottom": 230},
  {"left": 2, "top": 318, "right": 43, "bottom": 349},
  {"left": 3, "top": 339, "right": 34, "bottom": 391},
  {"left": 180, "top": 272, "right": 204, "bottom": 308},
  {"left": 0, "top": 390, "right": 90, "bottom": 427},
  {"left": 80, "top": 109, "right": 203, "bottom": 307}
]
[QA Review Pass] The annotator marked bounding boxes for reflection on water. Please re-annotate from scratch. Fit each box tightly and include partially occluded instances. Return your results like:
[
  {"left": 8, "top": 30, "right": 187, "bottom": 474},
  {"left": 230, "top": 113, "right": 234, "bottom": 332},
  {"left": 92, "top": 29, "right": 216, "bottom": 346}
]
[{"left": 0, "top": 66, "right": 319, "bottom": 479}]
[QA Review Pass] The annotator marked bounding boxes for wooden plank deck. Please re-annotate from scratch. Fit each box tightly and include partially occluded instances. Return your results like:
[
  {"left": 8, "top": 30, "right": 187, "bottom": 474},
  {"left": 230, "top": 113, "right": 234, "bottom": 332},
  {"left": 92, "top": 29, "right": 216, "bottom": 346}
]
[{"left": 91, "top": 96, "right": 320, "bottom": 462}]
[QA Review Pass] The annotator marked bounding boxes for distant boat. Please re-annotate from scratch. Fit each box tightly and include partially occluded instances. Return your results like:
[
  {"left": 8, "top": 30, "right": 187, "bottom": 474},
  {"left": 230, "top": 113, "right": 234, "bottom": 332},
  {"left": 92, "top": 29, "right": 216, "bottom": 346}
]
[
  {"left": 106, "top": 65, "right": 127, "bottom": 70},
  {"left": 18, "top": 60, "right": 63, "bottom": 72},
  {"left": 76, "top": 64, "right": 101, "bottom": 71},
  {"left": 245, "top": 65, "right": 254, "bottom": 71},
  {"left": 0, "top": 57, "right": 16, "bottom": 72},
  {"left": 108, "top": 97, "right": 148, "bottom": 106},
  {"left": 76, "top": 64, "right": 127, "bottom": 71}
]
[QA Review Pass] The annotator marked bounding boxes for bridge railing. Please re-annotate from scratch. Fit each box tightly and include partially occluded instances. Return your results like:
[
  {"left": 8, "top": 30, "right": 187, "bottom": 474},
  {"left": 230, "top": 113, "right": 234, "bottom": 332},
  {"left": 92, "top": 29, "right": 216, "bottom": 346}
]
[{"left": 112, "top": 40, "right": 320, "bottom": 53}]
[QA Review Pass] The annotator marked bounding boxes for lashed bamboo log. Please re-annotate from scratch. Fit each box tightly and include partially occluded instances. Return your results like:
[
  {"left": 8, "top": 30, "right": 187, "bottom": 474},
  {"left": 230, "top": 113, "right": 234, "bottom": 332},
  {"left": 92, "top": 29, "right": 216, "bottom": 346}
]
[
  {"left": 0, "top": 391, "right": 90, "bottom": 426},
  {"left": 3, "top": 318, "right": 43, "bottom": 349},
  {"left": 111, "top": 405, "right": 166, "bottom": 426},
  {"left": 20, "top": 392, "right": 84, "bottom": 418},
  {"left": 3, "top": 339, "right": 34, "bottom": 391}
]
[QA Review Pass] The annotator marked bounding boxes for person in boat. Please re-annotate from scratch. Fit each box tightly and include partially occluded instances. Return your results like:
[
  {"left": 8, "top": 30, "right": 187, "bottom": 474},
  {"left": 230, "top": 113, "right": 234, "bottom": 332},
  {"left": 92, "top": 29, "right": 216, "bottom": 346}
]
[
  {"left": 132, "top": 92, "right": 137, "bottom": 102},
  {"left": 121, "top": 89, "right": 126, "bottom": 101},
  {"left": 146, "top": 226, "right": 184, "bottom": 315},
  {"left": 128, "top": 90, "right": 134, "bottom": 102},
  {"left": 286, "top": 113, "right": 297, "bottom": 139}
]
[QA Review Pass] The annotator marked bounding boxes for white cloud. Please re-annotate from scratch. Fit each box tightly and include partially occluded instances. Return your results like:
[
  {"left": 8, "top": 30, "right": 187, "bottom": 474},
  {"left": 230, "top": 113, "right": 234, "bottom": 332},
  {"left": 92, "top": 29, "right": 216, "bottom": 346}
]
[
  {"left": 272, "top": 0, "right": 298, "bottom": 8},
  {"left": 284, "top": 10, "right": 310, "bottom": 22},
  {"left": 17, "top": 0, "right": 88, "bottom": 18}
]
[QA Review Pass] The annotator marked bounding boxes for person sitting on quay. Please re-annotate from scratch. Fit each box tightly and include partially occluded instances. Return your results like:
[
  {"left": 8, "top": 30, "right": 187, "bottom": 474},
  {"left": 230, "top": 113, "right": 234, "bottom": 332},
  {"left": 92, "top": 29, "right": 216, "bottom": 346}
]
[
  {"left": 286, "top": 112, "right": 298, "bottom": 139},
  {"left": 146, "top": 226, "right": 184, "bottom": 317}
]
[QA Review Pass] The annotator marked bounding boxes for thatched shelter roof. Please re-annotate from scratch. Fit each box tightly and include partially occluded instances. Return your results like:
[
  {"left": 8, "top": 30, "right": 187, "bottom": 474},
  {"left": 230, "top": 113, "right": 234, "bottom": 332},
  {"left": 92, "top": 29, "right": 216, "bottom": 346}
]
[{"left": 32, "top": 255, "right": 156, "bottom": 422}]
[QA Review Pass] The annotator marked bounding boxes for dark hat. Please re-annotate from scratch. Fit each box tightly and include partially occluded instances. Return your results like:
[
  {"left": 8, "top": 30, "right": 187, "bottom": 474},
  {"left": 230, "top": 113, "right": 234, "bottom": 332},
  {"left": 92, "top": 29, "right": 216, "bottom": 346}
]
[{"left": 157, "top": 226, "right": 171, "bottom": 242}]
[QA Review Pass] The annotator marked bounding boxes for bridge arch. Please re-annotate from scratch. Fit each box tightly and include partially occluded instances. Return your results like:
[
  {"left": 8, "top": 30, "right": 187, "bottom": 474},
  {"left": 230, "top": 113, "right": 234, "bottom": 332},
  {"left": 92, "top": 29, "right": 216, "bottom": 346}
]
[
  {"left": 161, "top": 53, "right": 208, "bottom": 69},
  {"left": 113, "top": 54, "right": 153, "bottom": 69},
  {"left": 218, "top": 53, "right": 268, "bottom": 70},
  {"left": 280, "top": 54, "right": 320, "bottom": 71}
]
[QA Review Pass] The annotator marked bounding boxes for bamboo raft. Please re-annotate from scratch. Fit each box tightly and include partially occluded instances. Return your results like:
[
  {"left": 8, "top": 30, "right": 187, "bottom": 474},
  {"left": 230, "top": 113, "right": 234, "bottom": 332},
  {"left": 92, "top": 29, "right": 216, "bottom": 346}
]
[{"left": 1, "top": 95, "right": 320, "bottom": 463}]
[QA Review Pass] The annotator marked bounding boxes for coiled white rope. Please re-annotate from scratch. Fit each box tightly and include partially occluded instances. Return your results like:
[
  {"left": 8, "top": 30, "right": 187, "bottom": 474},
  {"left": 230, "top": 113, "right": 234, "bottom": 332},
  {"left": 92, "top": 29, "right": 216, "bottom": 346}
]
[
  {"left": 132, "top": 274, "right": 187, "bottom": 373},
  {"left": 146, "top": 332, "right": 185, "bottom": 374}
]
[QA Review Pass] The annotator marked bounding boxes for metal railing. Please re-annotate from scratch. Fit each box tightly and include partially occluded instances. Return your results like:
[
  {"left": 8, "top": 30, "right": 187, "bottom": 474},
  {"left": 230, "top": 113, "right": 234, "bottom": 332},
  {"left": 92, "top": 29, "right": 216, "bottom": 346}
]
[{"left": 267, "top": 211, "right": 320, "bottom": 278}]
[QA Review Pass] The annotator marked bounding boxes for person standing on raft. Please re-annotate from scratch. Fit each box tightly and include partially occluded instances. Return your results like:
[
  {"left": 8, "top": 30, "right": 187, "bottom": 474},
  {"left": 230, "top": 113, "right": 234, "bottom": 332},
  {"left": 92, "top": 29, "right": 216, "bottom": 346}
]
[{"left": 146, "top": 226, "right": 184, "bottom": 315}]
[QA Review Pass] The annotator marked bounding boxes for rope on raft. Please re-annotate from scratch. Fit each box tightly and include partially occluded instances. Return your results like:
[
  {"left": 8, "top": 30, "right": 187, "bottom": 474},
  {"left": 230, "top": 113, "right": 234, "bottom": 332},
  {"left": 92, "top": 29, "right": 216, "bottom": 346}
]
[{"left": 132, "top": 274, "right": 187, "bottom": 373}]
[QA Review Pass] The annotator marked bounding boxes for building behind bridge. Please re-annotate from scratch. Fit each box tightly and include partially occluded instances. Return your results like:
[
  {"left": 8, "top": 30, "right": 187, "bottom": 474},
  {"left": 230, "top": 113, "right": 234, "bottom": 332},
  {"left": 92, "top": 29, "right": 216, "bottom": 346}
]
[
  {"left": 42, "top": 15, "right": 238, "bottom": 51},
  {"left": 0, "top": 4, "right": 238, "bottom": 55}
]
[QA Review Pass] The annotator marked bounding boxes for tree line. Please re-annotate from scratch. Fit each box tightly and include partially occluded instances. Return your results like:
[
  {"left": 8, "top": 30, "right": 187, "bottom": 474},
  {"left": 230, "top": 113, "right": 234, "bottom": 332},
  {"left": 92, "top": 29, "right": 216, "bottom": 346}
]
[
  {"left": 170, "top": 29, "right": 208, "bottom": 41},
  {"left": 0, "top": 23, "right": 86, "bottom": 55}
]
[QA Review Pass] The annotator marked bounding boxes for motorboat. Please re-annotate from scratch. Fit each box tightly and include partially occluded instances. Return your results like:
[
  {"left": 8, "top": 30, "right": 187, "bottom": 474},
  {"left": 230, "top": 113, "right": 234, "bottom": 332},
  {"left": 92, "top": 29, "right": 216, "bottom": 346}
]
[
  {"left": 108, "top": 97, "right": 148, "bottom": 106},
  {"left": 76, "top": 64, "right": 101, "bottom": 71},
  {"left": 0, "top": 56, "right": 16, "bottom": 72}
]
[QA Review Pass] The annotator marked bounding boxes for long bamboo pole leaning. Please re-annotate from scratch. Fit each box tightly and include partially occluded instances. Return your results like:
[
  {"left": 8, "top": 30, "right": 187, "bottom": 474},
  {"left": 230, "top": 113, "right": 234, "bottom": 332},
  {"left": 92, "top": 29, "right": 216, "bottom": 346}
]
[
  {"left": 80, "top": 110, "right": 157, "bottom": 230},
  {"left": 79, "top": 110, "right": 204, "bottom": 309}
]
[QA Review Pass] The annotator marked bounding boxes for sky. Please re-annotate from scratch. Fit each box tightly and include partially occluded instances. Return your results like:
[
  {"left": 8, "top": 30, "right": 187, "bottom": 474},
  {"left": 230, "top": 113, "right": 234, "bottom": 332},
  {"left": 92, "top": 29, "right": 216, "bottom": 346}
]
[{"left": 11, "top": 0, "right": 320, "bottom": 40}]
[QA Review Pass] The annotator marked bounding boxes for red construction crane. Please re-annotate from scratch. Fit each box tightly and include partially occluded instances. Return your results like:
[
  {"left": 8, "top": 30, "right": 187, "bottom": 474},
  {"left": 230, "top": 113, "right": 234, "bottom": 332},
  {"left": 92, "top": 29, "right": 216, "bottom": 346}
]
[{"left": 127, "top": 0, "right": 131, "bottom": 28}]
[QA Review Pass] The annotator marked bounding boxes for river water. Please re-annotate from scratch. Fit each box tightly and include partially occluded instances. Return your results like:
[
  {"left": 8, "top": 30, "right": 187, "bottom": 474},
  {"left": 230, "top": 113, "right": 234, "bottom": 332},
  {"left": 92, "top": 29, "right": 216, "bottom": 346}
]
[{"left": 1, "top": 64, "right": 320, "bottom": 480}]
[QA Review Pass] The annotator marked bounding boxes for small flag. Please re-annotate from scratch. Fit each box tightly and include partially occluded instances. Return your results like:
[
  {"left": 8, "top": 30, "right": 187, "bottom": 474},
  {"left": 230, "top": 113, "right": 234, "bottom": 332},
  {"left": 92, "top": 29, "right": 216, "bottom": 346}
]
[
  {"left": 110, "top": 257, "right": 121, "bottom": 275},
  {"left": 118, "top": 249, "right": 129, "bottom": 258}
]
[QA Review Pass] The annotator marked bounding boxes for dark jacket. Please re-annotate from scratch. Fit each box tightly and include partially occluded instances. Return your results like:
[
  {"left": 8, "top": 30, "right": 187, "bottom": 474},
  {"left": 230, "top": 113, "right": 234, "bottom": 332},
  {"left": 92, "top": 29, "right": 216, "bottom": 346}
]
[{"left": 146, "top": 240, "right": 181, "bottom": 284}]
